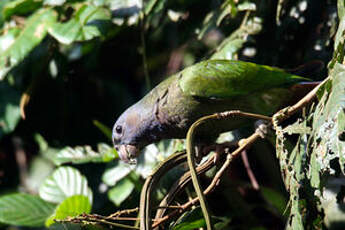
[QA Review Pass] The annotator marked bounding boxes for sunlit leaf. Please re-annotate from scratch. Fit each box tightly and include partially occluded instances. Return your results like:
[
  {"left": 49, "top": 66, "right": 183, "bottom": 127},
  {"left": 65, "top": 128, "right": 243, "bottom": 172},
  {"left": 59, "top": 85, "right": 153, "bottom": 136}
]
[
  {"left": 48, "top": 5, "right": 111, "bottom": 45},
  {"left": 102, "top": 160, "right": 134, "bottom": 186},
  {"left": 0, "top": 0, "right": 12, "bottom": 26},
  {"left": 2, "top": 0, "right": 42, "bottom": 20},
  {"left": 237, "top": 2, "right": 256, "bottom": 11},
  {"left": 311, "top": 63, "right": 345, "bottom": 179},
  {"left": 53, "top": 143, "right": 116, "bottom": 165},
  {"left": 0, "top": 193, "right": 55, "bottom": 227},
  {"left": 26, "top": 156, "right": 55, "bottom": 193},
  {"left": 45, "top": 195, "right": 91, "bottom": 227},
  {"left": 39, "top": 166, "right": 93, "bottom": 204},
  {"left": 0, "top": 8, "right": 57, "bottom": 79},
  {"left": 43, "top": 0, "right": 65, "bottom": 6}
]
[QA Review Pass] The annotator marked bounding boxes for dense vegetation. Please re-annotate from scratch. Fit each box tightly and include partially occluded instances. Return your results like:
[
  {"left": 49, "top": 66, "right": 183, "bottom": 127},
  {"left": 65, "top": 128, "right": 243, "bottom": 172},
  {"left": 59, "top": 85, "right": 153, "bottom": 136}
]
[{"left": 0, "top": 0, "right": 344, "bottom": 229}]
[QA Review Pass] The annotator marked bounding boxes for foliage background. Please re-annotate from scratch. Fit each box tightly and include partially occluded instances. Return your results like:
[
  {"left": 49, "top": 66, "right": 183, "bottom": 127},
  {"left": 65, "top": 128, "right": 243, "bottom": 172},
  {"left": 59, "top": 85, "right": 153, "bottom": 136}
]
[{"left": 0, "top": 0, "right": 342, "bottom": 229}]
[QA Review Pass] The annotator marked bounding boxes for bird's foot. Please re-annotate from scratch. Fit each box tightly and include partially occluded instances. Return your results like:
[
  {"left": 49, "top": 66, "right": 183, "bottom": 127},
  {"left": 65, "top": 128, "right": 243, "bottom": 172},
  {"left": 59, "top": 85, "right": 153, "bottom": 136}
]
[{"left": 254, "top": 120, "right": 269, "bottom": 139}]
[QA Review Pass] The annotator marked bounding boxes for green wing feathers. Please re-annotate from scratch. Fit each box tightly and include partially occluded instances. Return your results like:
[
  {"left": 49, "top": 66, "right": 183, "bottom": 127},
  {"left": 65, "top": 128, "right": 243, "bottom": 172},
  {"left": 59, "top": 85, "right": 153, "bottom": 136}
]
[{"left": 178, "top": 60, "right": 310, "bottom": 99}]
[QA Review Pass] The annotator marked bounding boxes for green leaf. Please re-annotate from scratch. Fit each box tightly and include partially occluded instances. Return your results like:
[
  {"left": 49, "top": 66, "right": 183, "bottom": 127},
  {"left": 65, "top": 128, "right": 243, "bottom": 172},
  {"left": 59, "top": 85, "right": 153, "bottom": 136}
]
[
  {"left": 211, "top": 39, "right": 244, "bottom": 60},
  {"left": 45, "top": 195, "right": 91, "bottom": 227},
  {"left": 0, "top": 0, "right": 12, "bottom": 26},
  {"left": 102, "top": 160, "right": 134, "bottom": 186},
  {"left": 144, "top": 0, "right": 167, "bottom": 28},
  {"left": 53, "top": 143, "right": 116, "bottom": 165},
  {"left": 39, "top": 166, "right": 93, "bottom": 204},
  {"left": 43, "top": 0, "right": 65, "bottom": 6},
  {"left": 93, "top": 119, "right": 112, "bottom": 141},
  {"left": 2, "top": 0, "right": 43, "bottom": 20},
  {"left": 26, "top": 156, "right": 55, "bottom": 193},
  {"left": 237, "top": 1, "right": 256, "bottom": 11},
  {"left": 0, "top": 8, "right": 57, "bottom": 80},
  {"left": 211, "top": 17, "right": 262, "bottom": 60},
  {"left": 0, "top": 193, "right": 55, "bottom": 227},
  {"left": 171, "top": 207, "right": 205, "bottom": 230},
  {"left": 0, "top": 81, "right": 21, "bottom": 139},
  {"left": 48, "top": 5, "right": 111, "bottom": 45},
  {"left": 108, "top": 177, "right": 135, "bottom": 206},
  {"left": 197, "top": 1, "right": 239, "bottom": 40},
  {"left": 0, "top": 28, "right": 21, "bottom": 53},
  {"left": 311, "top": 63, "right": 345, "bottom": 178},
  {"left": 260, "top": 187, "right": 287, "bottom": 215},
  {"left": 34, "top": 133, "right": 61, "bottom": 162}
]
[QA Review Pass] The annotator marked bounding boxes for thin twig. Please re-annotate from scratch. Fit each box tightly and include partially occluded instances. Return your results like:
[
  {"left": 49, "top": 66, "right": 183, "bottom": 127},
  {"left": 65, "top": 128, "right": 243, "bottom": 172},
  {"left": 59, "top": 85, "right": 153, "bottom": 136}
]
[
  {"left": 152, "top": 131, "right": 262, "bottom": 228},
  {"left": 241, "top": 150, "right": 259, "bottom": 190},
  {"left": 108, "top": 207, "right": 139, "bottom": 218}
]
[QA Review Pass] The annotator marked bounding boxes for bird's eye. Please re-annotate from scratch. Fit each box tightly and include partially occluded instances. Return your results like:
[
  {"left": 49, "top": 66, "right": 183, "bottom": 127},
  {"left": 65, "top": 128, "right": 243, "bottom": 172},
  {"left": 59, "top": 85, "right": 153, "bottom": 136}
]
[{"left": 115, "top": 125, "right": 122, "bottom": 134}]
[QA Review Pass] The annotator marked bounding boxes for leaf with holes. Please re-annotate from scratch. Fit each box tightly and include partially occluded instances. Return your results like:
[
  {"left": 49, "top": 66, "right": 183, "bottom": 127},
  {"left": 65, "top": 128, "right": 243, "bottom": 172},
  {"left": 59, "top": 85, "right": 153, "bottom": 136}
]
[
  {"left": 0, "top": 193, "right": 55, "bottom": 227},
  {"left": 39, "top": 166, "right": 93, "bottom": 204},
  {"left": 310, "top": 63, "right": 345, "bottom": 181}
]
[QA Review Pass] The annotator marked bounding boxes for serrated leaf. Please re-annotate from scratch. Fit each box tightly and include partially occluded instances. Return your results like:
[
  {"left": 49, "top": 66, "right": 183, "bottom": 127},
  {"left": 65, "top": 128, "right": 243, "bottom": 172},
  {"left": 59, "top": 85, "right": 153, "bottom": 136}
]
[
  {"left": 0, "top": 82, "right": 21, "bottom": 139},
  {"left": 0, "top": 8, "right": 57, "bottom": 80},
  {"left": 108, "top": 178, "right": 134, "bottom": 206},
  {"left": 0, "top": 193, "right": 55, "bottom": 227},
  {"left": 45, "top": 195, "right": 91, "bottom": 227},
  {"left": 39, "top": 166, "right": 93, "bottom": 204},
  {"left": 53, "top": 143, "right": 116, "bottom": 165},
  {"left": 2, "top": 0, "right": 42, "bottom": 20},
  {"left": 48, "top": 5, "right": 111, "bottom": 45}
]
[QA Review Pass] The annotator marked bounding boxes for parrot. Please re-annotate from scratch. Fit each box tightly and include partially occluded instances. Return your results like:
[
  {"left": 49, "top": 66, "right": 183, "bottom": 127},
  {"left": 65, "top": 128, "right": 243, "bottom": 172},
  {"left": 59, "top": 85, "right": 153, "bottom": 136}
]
[{"left": 112, "top": 59, "right": 320, "bottom": 163}]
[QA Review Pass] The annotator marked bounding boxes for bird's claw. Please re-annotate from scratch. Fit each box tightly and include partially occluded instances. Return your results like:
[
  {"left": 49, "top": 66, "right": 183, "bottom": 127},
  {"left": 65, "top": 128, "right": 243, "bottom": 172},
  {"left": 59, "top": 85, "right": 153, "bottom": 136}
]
[{"left": 254, "top": 120, "right": 269, "bottom": 139}]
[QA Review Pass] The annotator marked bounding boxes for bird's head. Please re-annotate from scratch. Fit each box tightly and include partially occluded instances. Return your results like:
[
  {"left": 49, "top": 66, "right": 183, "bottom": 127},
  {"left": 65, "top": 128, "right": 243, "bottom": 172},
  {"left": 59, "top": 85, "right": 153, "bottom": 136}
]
[
  {"left": 112, "top": 104, "right": 144, "bottom": 163},
  {"left": 112, "top": 99, "right": 160, "bottom": 163}
]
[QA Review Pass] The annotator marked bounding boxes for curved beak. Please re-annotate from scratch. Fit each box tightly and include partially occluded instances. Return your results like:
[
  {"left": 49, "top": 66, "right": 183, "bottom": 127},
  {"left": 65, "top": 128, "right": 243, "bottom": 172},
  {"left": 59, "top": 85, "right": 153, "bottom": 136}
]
[{"left": 115, "top": 144, "right": 141, "bottom": 164}]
